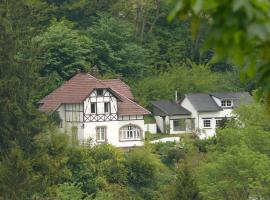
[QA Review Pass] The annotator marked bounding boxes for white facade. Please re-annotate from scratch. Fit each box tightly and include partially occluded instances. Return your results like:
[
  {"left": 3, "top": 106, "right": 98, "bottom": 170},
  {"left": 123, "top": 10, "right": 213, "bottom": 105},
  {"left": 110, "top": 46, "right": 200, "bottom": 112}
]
[
  {"left": 57, "top": 89, "right": 145, "bottom": 147},
  {"left": 154, "top": 95, "right": 239, "bottom": 139}
]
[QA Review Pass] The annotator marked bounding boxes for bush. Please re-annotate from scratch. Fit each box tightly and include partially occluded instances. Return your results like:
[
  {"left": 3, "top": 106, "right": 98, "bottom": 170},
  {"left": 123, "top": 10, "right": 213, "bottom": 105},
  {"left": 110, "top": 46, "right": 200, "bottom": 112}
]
[
  {"left": 125, "top": 148, "right": 160, "bottom": 187},
  {"left": 46, "top": 183, "right": 88, "bottom": 200},
  {"left": 89, "top": 144, "right": 127, "bottom": 184},
  {"left": 193, "top": 137, "right": 216, "bottom": 153},
  {"left": 165, "top": 147, "right": 185, "bottom": 165}
]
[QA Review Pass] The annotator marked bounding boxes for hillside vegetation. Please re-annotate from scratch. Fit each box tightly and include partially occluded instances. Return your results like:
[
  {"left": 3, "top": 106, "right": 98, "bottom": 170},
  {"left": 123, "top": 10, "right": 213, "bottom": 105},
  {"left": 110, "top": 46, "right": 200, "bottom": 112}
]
[{"left": 0, "top": 0, "right": 270, "bottom": 199}]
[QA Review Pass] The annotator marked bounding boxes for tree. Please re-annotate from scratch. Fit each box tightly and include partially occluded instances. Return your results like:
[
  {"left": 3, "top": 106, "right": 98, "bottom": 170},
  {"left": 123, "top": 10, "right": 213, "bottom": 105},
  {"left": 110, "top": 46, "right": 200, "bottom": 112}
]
[
  {"left": 133, "top": 63, "right": 245, "bottom": 108},
  {"left": 35, "top": 19, "right": 93, "bottom": 81},
  {"left": 169, "top": 0, "right": 270, "bottom": 105},
  {"left": 87, "top": 14, "right": 150, "bottom": 79},
  {"left": 198, "top": 145, "right": 270, "bottom": 200},
  {"left": 172, "top": 161, "right": 202, "bottom": 200}
]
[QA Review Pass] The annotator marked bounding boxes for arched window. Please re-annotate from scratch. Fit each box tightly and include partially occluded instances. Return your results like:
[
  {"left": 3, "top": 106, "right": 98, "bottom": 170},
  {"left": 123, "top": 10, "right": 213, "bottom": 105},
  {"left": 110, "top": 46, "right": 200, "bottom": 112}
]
[{"left": 119, "top": 124, "right": 143, "bottom": 141}]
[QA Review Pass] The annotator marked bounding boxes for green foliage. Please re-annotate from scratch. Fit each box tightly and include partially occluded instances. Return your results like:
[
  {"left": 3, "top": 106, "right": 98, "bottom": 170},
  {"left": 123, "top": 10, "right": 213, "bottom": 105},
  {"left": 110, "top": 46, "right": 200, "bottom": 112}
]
[
  {"left": 153, "top": 142, "right": 186, "bottom": 166},
  {"left": 89, "top": 144, "right": 128, "bottom": 184},
  {"left": 125, "top": 148, "right": 161, "bottom": 187},
  {"left": 198, "top": 145, "right": 270, "bottom": 200},
  {"left": 47, "top": 183, "right": 88, "bottom": 200},
  {"left": 87, "top": 14, "right": 150, "bottom": 78},
  {"left": 195, "top": 101, "right": 270, "bottom": 199},
  {"left": 35, "top": 19, "right": 93, "bottom": 81},
  {"left": 0, "top": 147, "right": 33, "bottom": 199},
  {"left": 193, "top": 137, "right": 216, "bottom": 153},
  {"left": 169, "top": 0, "right": 270, "bottom": 102},
  {"left": 134, "top": 63, "right": 244, "bottom": 107},
  {"left": 172, "top": 161, "right": 202, "bottom": 200}
]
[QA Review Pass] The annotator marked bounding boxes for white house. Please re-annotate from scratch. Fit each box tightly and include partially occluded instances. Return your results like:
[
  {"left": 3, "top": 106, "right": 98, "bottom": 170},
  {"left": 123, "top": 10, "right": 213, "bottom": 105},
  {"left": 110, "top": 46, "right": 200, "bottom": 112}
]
[
  {"left": 152, "top": 92, "right": 252, "bottom": 139},
  {"left": 39, "top": 73, "right": 150, "bottom": 147}
]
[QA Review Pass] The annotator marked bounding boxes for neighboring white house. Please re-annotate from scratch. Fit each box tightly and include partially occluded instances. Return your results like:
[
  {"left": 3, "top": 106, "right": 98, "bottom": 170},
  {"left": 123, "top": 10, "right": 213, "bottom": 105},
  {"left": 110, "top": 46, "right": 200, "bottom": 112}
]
[
  {"left": 39, "top": 73, "right": 150, "bottom": 147},
  {"left": 152, "top": 92, "right": 252, "bottom": 139}
]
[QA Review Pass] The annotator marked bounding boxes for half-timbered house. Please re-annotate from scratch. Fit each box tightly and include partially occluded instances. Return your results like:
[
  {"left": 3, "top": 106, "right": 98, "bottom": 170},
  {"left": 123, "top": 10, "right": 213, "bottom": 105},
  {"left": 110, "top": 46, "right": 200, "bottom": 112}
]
[{"left": 39, "top": 73, "right": 150, "bottom": 147}]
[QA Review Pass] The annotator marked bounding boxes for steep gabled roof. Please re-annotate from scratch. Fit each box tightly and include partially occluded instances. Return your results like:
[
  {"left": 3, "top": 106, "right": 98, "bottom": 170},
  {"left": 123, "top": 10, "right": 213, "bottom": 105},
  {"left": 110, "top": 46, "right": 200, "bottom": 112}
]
[
  {"left": 39, "top": 73, "right": 150, "bottom": 115},
  {"left": 185, "top": 93, "right": 222, "bottom": 112},
  {"left": 151, "top": 100, "right": 191, "bottom": 116},
  {"left": 101, "top": 79, "right": 134, "bottom": 100}
]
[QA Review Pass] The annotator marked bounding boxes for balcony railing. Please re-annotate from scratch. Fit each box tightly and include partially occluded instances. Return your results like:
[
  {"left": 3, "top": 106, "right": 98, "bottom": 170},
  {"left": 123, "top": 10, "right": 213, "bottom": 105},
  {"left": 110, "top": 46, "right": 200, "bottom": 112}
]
[{"left": 84, "top": 113, "right": 118, "bottom": 122}]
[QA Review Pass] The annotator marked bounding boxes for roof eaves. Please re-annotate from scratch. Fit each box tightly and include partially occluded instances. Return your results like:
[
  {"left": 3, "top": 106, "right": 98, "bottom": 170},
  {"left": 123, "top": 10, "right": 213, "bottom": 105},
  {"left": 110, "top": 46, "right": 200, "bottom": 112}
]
[{"left": 151, "top": 101, "right": 169, "bottom": 115}]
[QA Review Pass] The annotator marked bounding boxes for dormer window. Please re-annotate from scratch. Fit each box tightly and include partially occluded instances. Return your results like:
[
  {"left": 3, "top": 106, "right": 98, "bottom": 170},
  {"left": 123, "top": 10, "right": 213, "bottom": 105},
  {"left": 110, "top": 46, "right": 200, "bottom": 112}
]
[
  {"left": 221, "top": 100, "right": 232, "bottom": 108},
  {"left": 97, "top": 89, "right": 103, "bottom": 96}
]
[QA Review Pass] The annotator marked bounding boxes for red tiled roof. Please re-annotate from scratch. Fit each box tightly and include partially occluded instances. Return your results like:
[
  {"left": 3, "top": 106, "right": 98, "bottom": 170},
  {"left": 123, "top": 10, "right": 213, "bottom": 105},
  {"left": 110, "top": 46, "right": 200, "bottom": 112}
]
[
  {"left": 39, "top": 73, "right": 150, "bottom": 116},
  {"left": 101, "top": 79, "right": 134, "bottom": 100}
]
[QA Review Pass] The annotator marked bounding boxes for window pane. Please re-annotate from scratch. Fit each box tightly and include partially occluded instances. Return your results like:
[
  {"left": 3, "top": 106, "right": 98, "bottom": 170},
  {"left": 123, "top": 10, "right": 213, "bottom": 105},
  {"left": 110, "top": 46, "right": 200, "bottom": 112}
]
[
  {"left": 97, "top": 89, "right": 103, "bottom": 96},
  {"left": 104, "top": 102, "right": 110, "bottom": 113},
  {"left": 91, "top": 103, "right": 96, "bottom": 113},
  {"left": 221, "top": 100, "right": 226, "bottom": 107},
  {"left": 119, "top": 125, "right": 142, "bottom": 141},
  {"left": 203, "top": 119, "right": 211, "bottom": 128},
  {"left": 216, "top": 119, "right": 222, "bottom": 128},
  {"left": 96, "top": 127, "right": 106, "bottom": 142},
  {"left": 173, "top": 119, "right": 185, "bottom": 131}
]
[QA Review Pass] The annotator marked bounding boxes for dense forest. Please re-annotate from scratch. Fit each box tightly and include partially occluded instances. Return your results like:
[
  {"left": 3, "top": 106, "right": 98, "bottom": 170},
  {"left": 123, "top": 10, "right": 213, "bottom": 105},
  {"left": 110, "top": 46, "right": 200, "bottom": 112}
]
[{"left": 1, "top": 0, "right": 270, "bottom": 199}]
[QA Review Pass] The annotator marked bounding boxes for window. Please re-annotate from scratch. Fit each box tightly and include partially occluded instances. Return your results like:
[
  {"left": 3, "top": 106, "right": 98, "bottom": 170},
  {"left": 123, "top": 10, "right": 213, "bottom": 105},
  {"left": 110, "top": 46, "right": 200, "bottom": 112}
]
[
  {"left": 96, "top": 127, "right": 106, "bottom": 143},
  {"left": 119, "top": 125, "right": 142, "bottom": 141},
  {"left": 173, "top": 119, "right": 185, "bottom": 131},
  {"left": 104, "top": 102, "right": 110, "bottom": 113},
  {"left": 65, "top": 103, "right": 83, "bottom": 122},
  {"left": 91, "top": 103, "right": 96, "bottom": 114},
  {"left": 203, "top": 119, "right": 211, "bottom": 128},
  {"left": 97, "top": 89, "right": 103, "bottom": 96},
  {"left": 221, "top": 100, "right": 232, "bottom": 107},
  {"left": 216, "top": 119, "right": 222, "bottom": 128},
  {"left": 221, "top": 100, "right": 226, "bottom": 107}
]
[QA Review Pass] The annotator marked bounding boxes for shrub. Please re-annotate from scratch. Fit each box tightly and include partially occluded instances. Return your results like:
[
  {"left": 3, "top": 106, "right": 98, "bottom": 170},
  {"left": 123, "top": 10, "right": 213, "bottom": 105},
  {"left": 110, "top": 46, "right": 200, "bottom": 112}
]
[{"left": 125, "top": 148, "right": 160, "bottom": 187}]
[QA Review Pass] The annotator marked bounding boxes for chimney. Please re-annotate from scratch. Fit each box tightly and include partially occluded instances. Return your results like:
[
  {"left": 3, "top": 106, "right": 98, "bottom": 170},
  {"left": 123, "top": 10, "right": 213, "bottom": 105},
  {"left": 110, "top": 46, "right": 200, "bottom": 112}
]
[{"left": 175, "top": 91, "right": 178, "bottom": 102}]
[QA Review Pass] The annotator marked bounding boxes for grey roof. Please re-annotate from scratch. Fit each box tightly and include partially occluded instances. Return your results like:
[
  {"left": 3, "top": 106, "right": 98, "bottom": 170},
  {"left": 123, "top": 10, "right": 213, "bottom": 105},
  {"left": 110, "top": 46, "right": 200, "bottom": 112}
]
[
  {"left": 151, "top": 100, "right": 191, "bottom": 116},
  {"left": 210, "top": 92, "right": 252, "bottom": 107},
  {"left": 185, "top": 92, "right": 252, "bottom": 112},
  {"left": 185, "top": 93, "right": 223, "bottom": 112}
]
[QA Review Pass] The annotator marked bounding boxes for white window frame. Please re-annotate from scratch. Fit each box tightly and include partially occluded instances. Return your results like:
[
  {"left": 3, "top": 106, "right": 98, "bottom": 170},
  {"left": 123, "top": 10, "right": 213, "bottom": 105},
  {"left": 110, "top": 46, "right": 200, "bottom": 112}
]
[
  {"left": 119, "top": 125, "right": 142, "bottom": 141},
  {"left": 221, "top": 99, "right": 233, "bottom": 108},
  {"left": 203, "top": 119, "right": 211, "bottom": 128},
  {"left": 96, "top": 127, "right": 106, "bottom": 143},
  {"left": 104, "top": 102, "right": 110, "bottom": 113}
]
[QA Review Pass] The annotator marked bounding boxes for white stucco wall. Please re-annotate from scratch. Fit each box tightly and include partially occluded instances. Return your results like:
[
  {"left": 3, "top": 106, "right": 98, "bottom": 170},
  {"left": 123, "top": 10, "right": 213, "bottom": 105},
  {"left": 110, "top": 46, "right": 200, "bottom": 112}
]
[
  {"left": 155, "top": 116, "right": 165, "bottom": 133},
  {"left": 144, "top": 123, "right": 157, "bottom": 134},
  {"left": 54, "top": 88, "right": 147, "bottom": 147},
  {"left": 197, "top": 109, "right": 234, "bottom": 139},
  {"left": 180, "top": 96, "right": 235, "bottom": 139}
]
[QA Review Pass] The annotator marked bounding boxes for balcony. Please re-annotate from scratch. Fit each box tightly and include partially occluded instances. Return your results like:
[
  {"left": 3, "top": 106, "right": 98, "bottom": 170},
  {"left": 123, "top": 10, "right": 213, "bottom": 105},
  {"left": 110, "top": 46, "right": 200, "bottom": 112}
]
[{"left": 83, "top": 113, "right": 118, "bottom": 122}]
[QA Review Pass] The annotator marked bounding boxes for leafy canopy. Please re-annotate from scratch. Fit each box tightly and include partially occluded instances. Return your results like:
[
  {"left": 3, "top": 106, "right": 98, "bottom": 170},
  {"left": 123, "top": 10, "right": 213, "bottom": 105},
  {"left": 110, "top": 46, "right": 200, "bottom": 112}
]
[{"left": 169, "top": 0, "right": 270, "bottom": 104}]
